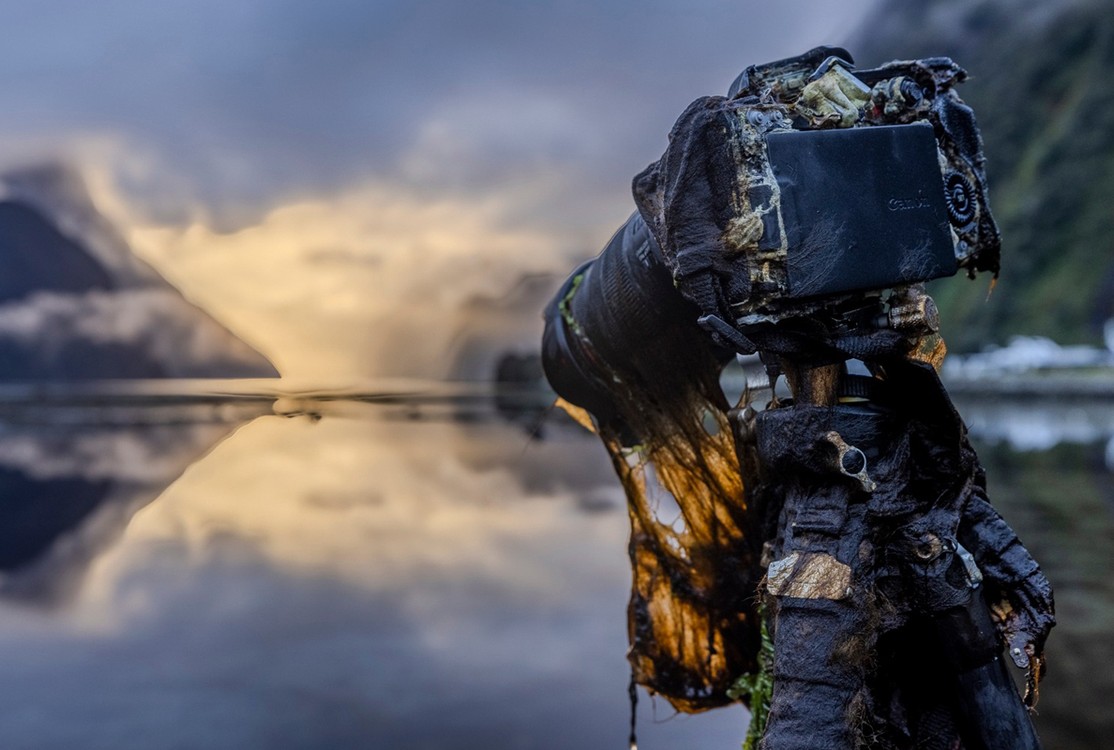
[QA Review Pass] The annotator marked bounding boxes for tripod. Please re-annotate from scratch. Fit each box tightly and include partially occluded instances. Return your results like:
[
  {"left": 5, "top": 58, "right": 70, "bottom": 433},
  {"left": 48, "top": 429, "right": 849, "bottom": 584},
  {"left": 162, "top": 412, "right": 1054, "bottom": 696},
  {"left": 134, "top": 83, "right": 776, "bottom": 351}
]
[{"left": 738, "top": 346, "right": 1046, "bottom": 749}]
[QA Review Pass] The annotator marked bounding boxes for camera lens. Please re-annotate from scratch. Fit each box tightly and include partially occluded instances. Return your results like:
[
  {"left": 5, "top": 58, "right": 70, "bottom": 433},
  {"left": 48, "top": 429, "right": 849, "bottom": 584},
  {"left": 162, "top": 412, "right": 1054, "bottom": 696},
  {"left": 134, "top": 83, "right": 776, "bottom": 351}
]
[{"left": 944, "top": 172, "right": 976, "bottom": 226}]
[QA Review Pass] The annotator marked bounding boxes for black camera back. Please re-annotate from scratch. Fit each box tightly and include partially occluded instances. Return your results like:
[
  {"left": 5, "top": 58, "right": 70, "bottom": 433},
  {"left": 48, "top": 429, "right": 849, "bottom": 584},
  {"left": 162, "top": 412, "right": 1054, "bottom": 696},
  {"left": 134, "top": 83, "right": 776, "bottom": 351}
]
[{"left": 769, "top": 122, "right": 956, "bottom": 300}]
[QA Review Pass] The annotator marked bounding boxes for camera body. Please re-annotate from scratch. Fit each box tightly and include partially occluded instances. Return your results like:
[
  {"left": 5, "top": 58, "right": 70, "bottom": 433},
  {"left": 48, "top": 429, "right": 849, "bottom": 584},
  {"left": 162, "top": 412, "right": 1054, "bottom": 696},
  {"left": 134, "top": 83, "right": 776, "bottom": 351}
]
[{"left": 634, "top": 47, "right": 1000, "bottom": 339}]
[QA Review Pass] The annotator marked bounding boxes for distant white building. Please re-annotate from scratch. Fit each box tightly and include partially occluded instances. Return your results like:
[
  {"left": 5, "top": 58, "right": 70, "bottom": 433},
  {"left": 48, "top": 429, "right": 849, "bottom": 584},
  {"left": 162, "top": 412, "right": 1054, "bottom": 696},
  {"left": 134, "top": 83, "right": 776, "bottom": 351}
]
[{"left": 944, "top": 335, "right": 1114, "bottom": 379}]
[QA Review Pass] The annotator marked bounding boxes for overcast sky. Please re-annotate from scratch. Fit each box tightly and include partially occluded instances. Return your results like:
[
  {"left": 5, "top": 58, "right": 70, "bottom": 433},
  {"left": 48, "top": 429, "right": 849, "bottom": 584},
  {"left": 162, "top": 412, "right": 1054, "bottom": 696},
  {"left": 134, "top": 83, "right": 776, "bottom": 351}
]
[{"left": 0, "top": 0, "right": 878, "bottom": 377}]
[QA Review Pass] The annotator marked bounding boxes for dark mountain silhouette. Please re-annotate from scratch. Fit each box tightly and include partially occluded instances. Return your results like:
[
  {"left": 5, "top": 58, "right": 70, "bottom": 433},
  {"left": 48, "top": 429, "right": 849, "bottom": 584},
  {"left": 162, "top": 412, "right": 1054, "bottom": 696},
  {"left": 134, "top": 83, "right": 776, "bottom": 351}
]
[
  {"left": 0, "top": 164, "right": 278, "bottom": 379},
  {"left": 0, "top": 202, "right": 114, "bottom": 301}
]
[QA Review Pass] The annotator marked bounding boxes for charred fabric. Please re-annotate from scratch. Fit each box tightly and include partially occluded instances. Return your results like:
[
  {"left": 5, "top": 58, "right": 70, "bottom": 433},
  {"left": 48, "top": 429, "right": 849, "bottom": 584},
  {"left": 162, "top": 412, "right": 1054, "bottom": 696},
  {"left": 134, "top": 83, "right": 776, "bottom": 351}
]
[{"left": 541, "top": 47, "right": 1055, "bottom": 750}]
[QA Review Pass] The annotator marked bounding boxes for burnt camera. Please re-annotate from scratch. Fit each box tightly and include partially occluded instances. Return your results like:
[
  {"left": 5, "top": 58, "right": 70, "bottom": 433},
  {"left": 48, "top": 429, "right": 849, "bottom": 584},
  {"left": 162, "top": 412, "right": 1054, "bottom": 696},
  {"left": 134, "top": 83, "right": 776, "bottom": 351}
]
[
  {"left": 543, "top": 47, "right": 1002, "bottom": 429},
  {"left": 633, "top": 46, "right": 1001, "bottom": 343}
]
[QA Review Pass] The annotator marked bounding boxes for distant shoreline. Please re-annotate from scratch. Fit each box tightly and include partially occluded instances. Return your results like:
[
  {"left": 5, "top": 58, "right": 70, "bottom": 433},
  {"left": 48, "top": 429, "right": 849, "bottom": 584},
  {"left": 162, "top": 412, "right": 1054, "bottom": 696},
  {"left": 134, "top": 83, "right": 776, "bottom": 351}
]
[{"left": 942, "top": 370, "right": 1114, "bottom": 399}]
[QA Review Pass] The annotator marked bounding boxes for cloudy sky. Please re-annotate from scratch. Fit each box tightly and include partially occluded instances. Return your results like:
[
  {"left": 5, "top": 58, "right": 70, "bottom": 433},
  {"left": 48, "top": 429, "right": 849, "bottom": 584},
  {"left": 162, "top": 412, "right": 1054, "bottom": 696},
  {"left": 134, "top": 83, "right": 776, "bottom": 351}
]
[{"left": 0, "top": 0, "right": 877, "bottom": 377}]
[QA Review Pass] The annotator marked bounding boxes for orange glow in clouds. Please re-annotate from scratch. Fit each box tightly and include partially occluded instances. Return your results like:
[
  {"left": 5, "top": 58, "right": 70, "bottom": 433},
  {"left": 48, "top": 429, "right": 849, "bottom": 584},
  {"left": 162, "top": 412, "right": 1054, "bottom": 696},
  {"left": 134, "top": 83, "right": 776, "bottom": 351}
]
[{"left": 112, "top": 182, "right": 570, "bottom": 379}]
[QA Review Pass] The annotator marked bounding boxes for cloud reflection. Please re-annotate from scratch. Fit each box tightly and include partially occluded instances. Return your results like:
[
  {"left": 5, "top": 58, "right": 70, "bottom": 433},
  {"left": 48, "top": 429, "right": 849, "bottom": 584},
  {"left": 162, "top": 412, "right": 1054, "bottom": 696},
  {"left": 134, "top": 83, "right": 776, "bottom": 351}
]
[
  {"left": 0, "top": 420, "right": 238, "bottom": 604},
  {"left": 0, "top": 414, "right": 750, "bottom": 749}
]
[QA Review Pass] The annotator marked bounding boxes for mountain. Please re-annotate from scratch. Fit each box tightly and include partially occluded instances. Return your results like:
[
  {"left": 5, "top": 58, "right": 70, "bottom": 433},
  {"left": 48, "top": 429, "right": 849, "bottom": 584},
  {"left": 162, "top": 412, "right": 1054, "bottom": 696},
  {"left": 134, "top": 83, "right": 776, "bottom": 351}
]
[
  {"left": 850, "top": 0, "right": 1114, "bottom": 352},
  {"left": 0, "top": 165, "right": 278, "bottom": 379}
]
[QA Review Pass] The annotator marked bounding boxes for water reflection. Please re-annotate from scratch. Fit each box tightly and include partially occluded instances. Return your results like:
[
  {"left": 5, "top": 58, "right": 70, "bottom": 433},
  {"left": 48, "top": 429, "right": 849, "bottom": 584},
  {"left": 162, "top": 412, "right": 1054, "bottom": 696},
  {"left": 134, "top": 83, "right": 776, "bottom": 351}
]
[
  {"left": 956, "top": 397, "right": 1114, "bottom": 750},
  {"left": 0, "top": 419, "right": 243, "bottom": 603},
  {"left": 954, "top": 394, "right": 1114, "bottom": 453},
  {"left": 0, "top": 390, "right": 1108, "bottom": 749},
  {"left": 0, "top": 393, "right": 747, "bottom": 750}
]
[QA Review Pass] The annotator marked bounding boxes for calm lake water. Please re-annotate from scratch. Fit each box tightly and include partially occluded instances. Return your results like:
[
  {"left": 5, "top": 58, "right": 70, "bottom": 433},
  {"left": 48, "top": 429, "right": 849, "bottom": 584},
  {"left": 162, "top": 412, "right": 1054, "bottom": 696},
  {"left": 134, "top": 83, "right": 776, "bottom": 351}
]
[{"left": 0, "top": 382, "right": 1109, "bottom": 749}]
